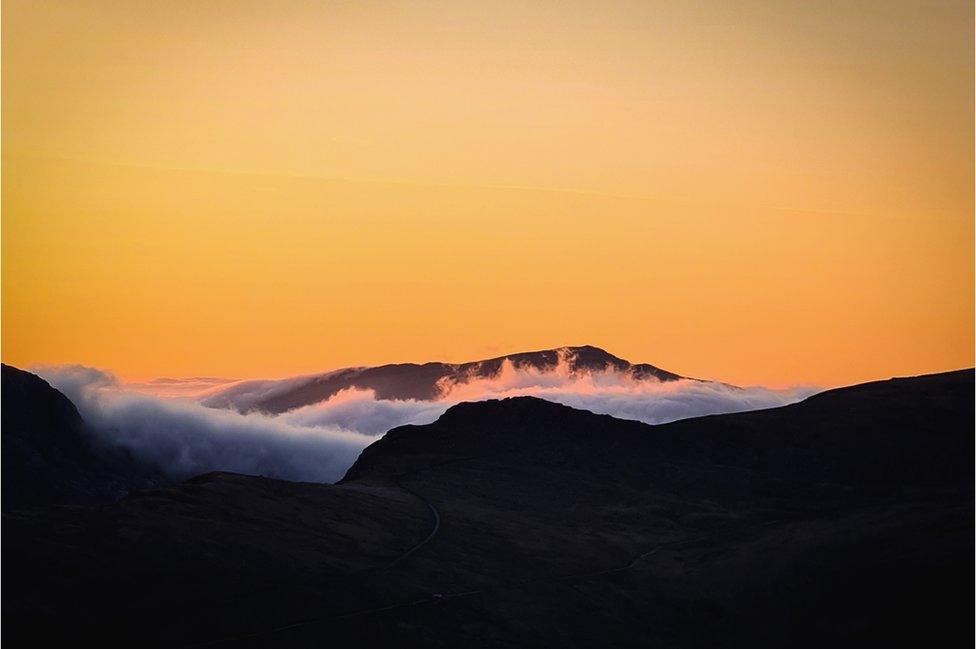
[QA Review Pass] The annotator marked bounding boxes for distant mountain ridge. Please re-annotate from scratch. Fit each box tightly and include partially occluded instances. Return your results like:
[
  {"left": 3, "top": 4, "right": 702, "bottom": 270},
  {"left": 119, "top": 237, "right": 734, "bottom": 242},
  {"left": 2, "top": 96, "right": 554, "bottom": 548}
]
[{"left": 203, "top": 345, "right": 688, "bottom": 414}]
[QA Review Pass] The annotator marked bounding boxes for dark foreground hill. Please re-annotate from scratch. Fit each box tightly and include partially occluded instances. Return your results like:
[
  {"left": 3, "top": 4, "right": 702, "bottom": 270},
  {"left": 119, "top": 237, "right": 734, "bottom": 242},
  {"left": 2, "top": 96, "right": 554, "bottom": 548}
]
[
  {"left": 202, "top": 344, "right": 685, "bottom": 413},
  {"left": 1, "top": 364, "right": 165, "bottom": 509},
  {"left": 2, "top": 369, "right": 973, "bottom": 648}
]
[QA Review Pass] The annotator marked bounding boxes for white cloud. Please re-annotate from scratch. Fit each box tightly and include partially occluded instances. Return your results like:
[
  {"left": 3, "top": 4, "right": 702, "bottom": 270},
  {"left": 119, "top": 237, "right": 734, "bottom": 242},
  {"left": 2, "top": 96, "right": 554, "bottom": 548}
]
[
  {"left": 33, "top": 359, "right": 818, "bottom": 484},
  {"left": 34, "top": 365, "right": 371, "bottom": 484}
]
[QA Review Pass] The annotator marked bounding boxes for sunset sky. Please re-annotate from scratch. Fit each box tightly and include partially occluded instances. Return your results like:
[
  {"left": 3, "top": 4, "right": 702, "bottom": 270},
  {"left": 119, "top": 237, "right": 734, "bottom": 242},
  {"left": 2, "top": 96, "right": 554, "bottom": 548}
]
[{"left": 2, "top": 0, "right": 973, "bottom": 387}]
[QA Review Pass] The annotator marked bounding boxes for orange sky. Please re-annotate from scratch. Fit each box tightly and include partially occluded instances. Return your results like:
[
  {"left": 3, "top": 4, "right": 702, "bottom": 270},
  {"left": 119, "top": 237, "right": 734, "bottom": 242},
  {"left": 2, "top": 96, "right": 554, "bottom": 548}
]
[{"left": 2, "top": 0, "right": 973, "bottom": 387}]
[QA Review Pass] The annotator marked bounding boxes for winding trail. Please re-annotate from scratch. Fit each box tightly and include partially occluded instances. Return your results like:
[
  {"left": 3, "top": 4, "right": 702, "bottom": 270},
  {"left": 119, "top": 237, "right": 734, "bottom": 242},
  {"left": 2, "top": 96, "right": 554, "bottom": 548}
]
[
  {"left": 383, "top": 472, "right": 441, "bottom": 568},
  {"left": 184, "top": 455, "right": 699, "bottom": 647}
]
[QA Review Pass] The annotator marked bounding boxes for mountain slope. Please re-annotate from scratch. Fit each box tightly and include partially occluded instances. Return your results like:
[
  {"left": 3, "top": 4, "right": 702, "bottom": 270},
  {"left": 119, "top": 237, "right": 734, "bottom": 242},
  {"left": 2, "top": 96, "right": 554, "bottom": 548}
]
[
  {"left": 3, "top": 369, "right": 972, "bottom": 648},
  {"left": 1, "top": 364, "right": 166, "bottom": 509},
  {"left": 346, "top": 369, "right": 972, "bottom": 488},
  {"left": 202, "top": 345, "right": 686, "bottom": 414}
]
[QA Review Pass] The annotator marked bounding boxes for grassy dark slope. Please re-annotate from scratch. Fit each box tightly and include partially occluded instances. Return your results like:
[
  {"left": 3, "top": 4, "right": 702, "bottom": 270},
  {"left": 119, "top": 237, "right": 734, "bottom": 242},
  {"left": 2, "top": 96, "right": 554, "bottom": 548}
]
[{"left": 2, "top": 369, "right": 972, "bottom": 648}]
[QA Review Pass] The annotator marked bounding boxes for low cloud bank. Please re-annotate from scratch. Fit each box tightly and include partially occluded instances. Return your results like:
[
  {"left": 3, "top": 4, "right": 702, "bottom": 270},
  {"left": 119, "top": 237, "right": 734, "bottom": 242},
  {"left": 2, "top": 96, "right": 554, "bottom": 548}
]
[
  {"left": 195, "top": 372, "right": 344, "bottom": 411},
  {"left": 120, "top": 376, "right": 237, "bottom": 399},
  {"left": 35, "top": 360, "right": 817, "bottom": 484},
  {"left": 280, "top": 359, "right": 816, "bottom": 436},
  {"left": 280, "top": 389, "right": 448, "bottom": 436},
  {"left": 34, "top": 365, "right": 371, "bottom": 484},
  {"left": 433, "top": 358, "right": 816, "bottom": 423}
]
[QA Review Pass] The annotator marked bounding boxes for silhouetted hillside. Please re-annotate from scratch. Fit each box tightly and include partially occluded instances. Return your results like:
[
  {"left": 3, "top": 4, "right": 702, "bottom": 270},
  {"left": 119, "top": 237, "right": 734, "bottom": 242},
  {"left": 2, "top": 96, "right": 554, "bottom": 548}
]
[
  {"left": 2, "top": 369, "right": 972, "bottom": 648},
  {"left": 1, "top": 364, "right": 166, "bottom": 509},
  {"left": 347, "top": 369, "right": 972, "bottom": 488}
]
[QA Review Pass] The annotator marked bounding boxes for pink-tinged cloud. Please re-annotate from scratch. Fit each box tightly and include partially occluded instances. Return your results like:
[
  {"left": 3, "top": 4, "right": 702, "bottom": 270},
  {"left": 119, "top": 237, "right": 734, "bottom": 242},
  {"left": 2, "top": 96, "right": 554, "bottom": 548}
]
[{"left": 34, "top": 357, "right": 817, "bottom": 484}]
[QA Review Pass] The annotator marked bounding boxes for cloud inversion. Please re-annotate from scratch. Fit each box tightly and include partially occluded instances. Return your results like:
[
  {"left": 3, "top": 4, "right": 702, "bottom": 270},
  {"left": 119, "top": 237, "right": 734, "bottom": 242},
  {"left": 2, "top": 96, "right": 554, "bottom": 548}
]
[
  {"left": 35, "top": 358, "right": 817, "bottom": 484},
  {"left": 35, "top": 365, "right": 371, "bottom": 484}
]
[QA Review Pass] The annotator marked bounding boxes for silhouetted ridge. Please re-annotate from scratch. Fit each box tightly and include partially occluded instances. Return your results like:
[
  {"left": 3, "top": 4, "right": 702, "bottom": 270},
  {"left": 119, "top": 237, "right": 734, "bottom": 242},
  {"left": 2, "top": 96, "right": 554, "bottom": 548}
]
[
  {"left": 344, "top": 369, "right": 974, "bottom": 488},
  {"left": 203, "top": 345, "right": 686, "bottom": 414}
]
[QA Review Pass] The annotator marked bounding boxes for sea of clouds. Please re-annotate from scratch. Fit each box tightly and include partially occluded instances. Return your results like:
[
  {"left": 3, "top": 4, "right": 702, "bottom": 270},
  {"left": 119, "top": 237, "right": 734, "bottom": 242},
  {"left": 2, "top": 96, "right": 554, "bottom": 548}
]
[
  {"left": 35, "top": 365, "right": 370, "bottom": 484},
  {"left": 34, "top": 359, "right": 817, "bottom": 484}
]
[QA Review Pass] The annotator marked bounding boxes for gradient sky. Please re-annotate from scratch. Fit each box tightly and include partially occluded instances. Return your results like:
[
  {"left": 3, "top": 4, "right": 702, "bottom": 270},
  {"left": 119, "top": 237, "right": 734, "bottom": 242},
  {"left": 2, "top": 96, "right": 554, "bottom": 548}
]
[{"left": 2, "top": 0, "right": 973, "bottom": 387}]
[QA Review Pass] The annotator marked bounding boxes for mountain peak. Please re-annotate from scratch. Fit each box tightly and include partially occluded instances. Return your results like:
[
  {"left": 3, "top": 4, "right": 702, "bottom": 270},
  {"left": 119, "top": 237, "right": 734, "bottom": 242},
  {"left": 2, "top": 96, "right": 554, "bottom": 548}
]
[{"left": 205, "top": 345, "right": 685, "bottom": 414}]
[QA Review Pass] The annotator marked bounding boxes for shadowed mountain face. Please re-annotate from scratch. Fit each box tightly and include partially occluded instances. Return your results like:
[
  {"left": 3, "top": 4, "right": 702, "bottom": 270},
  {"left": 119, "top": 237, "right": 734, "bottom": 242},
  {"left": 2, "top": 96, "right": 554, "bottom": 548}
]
[
  {"left": 0, "top": 365, "right": 166, "bottom": 509},
  {"left": 2, "top": 369, "right": 973, "bottom": 648},
  {"left": 346, "top": 370, "right": 973, "bottom": 489},
  {"left": 202, "top": 345, "right": 686, "bottom": 414}
]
